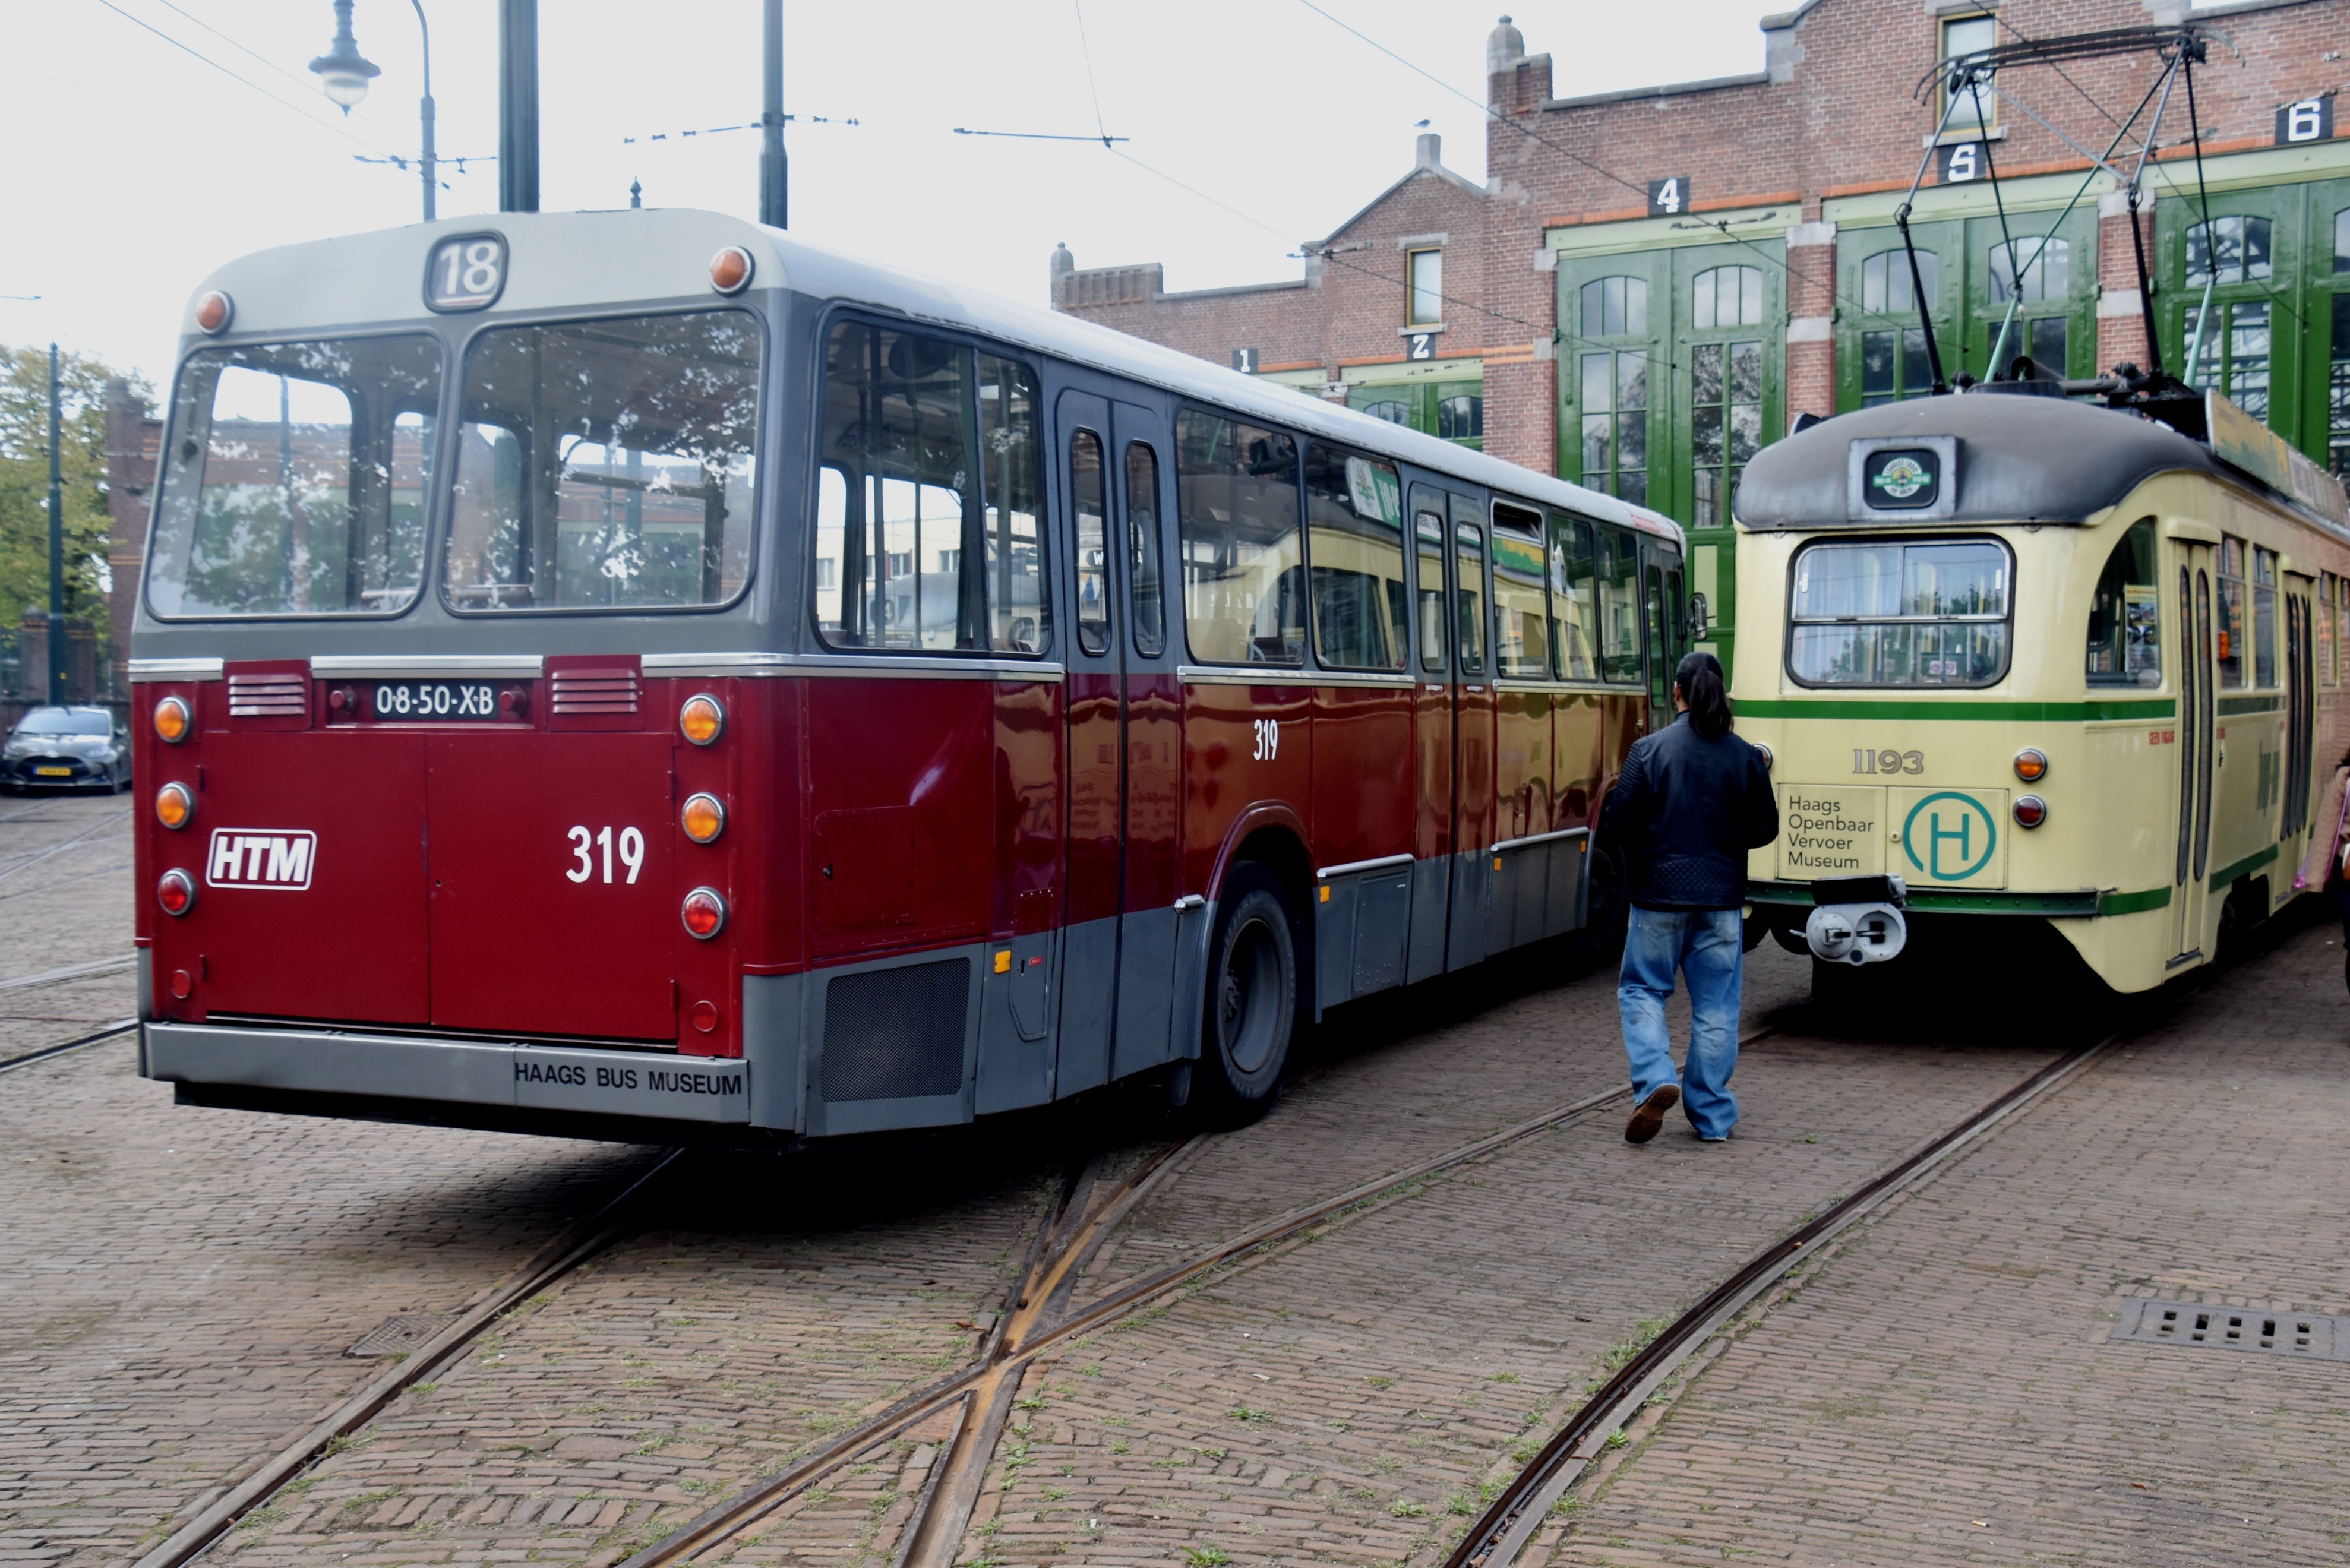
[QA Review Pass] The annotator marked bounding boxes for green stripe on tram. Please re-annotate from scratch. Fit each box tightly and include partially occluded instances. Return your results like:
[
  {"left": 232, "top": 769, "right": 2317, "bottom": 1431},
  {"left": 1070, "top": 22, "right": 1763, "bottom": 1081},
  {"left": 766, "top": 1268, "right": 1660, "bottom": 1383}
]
[
  {"left": 1749, "top": 881, "right": 2176, "bottom": 917},
  {"left": 2206, "top": 843, "right": 2279, "bottom": 893},
  {"left": 2096, "top": 886, "right": 2172, "bottom": 916},
  {"left": 1735, "top": 697, "right": 2175, "bottom": 722}
]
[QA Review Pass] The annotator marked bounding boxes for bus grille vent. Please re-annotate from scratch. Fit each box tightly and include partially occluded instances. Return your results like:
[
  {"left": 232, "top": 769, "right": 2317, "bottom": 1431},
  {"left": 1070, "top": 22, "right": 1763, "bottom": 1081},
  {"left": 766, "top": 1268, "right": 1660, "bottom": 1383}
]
[
  {"left": 820, "top": 957, "right": 969, "bottom": 1102},
  {"left": 549, "top": 668, "right": 640, "bottom": 715},
  {"left": 226, "top": 673, "right": 308, "bottom": 717}
]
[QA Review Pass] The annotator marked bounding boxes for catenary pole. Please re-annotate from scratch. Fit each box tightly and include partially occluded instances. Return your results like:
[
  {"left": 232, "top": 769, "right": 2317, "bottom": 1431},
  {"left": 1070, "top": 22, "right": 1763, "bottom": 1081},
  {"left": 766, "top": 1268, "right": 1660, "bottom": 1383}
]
[
  {"left": 412, "top": 0, "right": 437, "bottom": 220},
  {"left": 499, "top": 0, "right": 538, "bottom": 212},
  {"left": 46, "top": 345, "right": 65, "bottom": 705},
  {"left": 759, "top": 0, "right": 787, "bottom": 227}
]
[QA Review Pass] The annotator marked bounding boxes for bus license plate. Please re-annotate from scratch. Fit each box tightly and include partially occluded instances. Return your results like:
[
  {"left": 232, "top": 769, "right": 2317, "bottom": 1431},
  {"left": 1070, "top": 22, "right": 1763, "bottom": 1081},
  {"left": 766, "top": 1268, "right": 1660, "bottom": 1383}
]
[{"left": 368, "top": 680, "right": 501, "bottom": 721}]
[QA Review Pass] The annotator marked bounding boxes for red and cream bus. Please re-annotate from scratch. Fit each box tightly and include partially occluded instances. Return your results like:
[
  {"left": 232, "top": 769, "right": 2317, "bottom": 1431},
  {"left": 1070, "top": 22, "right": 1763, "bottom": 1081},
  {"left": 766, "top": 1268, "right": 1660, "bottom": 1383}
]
[{"left": 132, "top": 210, "right": 1688, "bottom": 1143}]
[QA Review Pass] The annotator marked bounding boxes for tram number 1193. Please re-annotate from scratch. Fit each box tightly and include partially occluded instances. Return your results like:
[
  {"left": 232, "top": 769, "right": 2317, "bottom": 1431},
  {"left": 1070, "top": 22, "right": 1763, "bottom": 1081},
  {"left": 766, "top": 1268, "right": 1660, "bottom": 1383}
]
[{"left": 1853, "top": 748, "right": 1925, "bottom": 776}]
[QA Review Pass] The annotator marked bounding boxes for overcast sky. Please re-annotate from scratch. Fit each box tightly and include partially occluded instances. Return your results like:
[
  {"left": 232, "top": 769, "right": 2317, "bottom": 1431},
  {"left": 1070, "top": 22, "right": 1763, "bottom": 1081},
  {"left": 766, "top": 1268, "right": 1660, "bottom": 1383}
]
[{"left": 4, "top": 0, "right": 1791, "bottom": 394}]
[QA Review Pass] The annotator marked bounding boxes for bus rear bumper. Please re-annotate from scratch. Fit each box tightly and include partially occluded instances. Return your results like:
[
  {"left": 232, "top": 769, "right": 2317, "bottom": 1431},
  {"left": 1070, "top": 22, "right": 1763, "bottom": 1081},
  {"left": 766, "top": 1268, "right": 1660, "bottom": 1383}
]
[{"left": 144, "top": 1020, "right": 765, "bottom": 1127}]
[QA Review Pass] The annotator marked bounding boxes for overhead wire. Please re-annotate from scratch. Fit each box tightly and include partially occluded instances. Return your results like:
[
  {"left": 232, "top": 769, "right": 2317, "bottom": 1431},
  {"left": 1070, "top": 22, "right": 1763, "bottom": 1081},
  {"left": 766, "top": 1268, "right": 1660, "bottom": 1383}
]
[
  {"left": 89, "top": 0, "right": 410, "bottom": 163},
  {"left": 1069, "top": 0, "right": 1113, "bottom": 148}
]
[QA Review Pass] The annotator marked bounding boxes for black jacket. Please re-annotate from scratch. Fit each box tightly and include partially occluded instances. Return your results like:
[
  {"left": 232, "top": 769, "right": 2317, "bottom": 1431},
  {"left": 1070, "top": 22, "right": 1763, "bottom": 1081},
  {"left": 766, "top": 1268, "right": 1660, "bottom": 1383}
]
[{"left": 1599, "top": 715, "right": 1780, "bottom": 911}]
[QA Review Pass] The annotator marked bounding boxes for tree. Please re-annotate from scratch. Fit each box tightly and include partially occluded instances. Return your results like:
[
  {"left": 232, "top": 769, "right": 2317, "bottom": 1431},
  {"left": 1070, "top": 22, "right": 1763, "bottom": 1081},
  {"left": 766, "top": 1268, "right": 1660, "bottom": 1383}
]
[{"left": 0, "top": 344, "right": 150, "bottom": 670}]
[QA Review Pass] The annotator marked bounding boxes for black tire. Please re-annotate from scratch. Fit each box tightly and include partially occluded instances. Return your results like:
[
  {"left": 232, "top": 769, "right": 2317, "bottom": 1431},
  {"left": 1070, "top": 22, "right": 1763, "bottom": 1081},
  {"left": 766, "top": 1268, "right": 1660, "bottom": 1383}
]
[{"left": 1198, "top": 865, "right": 1297, "bottom": 1118}]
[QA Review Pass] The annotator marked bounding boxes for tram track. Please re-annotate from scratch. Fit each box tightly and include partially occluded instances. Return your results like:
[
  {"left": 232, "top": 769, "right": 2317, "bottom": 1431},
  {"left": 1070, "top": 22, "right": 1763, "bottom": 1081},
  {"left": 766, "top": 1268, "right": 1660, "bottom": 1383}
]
[
  {"left": 1441, "top": 1026, "right": 2126, "bottom": 1568},
  {"left": 131, "top": 1147, "right": 686, "bottom": 1568},
  {"left": 0, "top": 1016, "right": 138, "bottom": 1074},
  {"left": 617, "top": 1060, "right": 1673, "bottom": 1566}
]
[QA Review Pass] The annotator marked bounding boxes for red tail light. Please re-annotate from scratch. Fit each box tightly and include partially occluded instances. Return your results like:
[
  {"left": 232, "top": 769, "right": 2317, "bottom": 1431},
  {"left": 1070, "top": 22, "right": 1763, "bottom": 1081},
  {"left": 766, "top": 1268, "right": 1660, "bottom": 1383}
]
[
  {"left": 157, "top": 869, "right": 197, "bottom": 916},
  {"left": 2013, "top": 795, "right": 2049, "bottom": 828},
  {"left": 681, "top": 887, "right": 727, "bottom": 938}
]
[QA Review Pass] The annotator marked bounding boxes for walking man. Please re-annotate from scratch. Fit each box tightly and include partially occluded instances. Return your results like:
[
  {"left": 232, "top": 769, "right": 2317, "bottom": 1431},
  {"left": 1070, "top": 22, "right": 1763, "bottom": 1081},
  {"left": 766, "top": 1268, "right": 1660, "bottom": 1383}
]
[{"left": 1600, "top": 650, "right": 1779, "bottom": 1143}]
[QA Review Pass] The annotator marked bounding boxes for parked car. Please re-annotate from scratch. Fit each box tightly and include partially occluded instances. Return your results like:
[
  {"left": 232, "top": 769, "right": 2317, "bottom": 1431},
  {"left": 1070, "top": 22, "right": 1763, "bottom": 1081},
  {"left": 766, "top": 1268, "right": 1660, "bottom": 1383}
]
[{"left": 2, "top": 706, "right": 131, "bottom": 793}]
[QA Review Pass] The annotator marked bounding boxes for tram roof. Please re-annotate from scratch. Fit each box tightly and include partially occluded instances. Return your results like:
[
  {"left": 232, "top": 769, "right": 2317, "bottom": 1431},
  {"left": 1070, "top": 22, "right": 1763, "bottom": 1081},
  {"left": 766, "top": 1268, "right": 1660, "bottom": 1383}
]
[
  {"left": 1732, "top": 392, "right": 2238, "bottom": 530},
  {"left": 183, "top": 208, "right": 1681, "bottom": 549}
]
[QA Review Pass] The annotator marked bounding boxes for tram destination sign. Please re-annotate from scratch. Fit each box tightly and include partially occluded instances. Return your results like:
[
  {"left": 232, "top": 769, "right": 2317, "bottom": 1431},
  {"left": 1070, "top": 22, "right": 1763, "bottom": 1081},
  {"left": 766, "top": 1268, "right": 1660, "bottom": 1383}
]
[{"left": 365, "top": 679, "right": 503, "bottom": 722}]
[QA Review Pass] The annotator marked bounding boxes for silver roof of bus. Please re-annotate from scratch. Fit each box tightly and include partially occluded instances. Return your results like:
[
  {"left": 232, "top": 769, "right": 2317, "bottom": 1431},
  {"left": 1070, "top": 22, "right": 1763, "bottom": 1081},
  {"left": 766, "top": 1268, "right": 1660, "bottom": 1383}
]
[{"left": 182, "top": 208, "right": 1683, "bottom": 549}]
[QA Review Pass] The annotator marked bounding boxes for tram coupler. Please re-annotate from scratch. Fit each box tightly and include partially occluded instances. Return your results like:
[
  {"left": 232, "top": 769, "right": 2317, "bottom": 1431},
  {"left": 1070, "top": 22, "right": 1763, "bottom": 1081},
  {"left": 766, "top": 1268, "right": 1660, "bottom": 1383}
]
[{"left": 1805, "top": 874, "right": 1909, "bottom": 966}]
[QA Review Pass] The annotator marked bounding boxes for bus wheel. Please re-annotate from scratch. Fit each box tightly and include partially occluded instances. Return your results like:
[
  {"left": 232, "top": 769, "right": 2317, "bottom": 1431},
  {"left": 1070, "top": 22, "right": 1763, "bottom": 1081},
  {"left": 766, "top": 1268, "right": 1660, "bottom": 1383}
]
[{"left": 1200, "top": 865, "right": 1296, "bottom": 1117}]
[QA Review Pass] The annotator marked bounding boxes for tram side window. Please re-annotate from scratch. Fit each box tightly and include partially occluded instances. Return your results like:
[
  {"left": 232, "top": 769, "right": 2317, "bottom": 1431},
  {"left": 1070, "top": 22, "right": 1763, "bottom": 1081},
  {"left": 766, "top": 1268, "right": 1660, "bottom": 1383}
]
[
  {"left": 2086, "top": 518, "right": 2161, "bottom": 688},
  {"left": 1452, "top": 497, "right": 1486, "bottom": 676},
  {"left": 1303, "top": 444, "right": 1406, "bottom": 671},
  {"left": 447, "top": 311, "right": 758, "bottom": 612},
  {"left": 149, "top": 335, "right": 443, "bottom": 617},
  {"left": 1788, "top": 538, "right": 2010, "bottom": 687},
  {"left": 2253, "top": 546, "right": 2279, "bottom": 688},
  {"left": 1596, "top": 525, "right": 1643, "bottom": 684},
  {"left": 1177, "top": 410, "right": 1303, "bottom": 665},
  {"left": 1490, "top": 501, "right": 1552, "bottom": 679},
  {"left": 2216, "top": 538, "right": 2247, "bottom": 687},
  {"left": 1550, "top": 511, "right": 1598, "bottom": 680},
  {"left": 1415, "top": 511, "right": 1447, "bottom": 672},
  {"left": 811, "top": 323, "right": 1047, "bottom": 654}
]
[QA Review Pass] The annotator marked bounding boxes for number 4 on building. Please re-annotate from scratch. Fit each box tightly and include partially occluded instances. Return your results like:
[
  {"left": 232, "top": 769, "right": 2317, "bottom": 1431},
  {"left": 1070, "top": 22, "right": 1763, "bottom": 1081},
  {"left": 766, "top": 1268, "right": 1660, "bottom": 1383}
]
[{"left": 1647, "top": 177, "right": 1691, "bottom": 217}]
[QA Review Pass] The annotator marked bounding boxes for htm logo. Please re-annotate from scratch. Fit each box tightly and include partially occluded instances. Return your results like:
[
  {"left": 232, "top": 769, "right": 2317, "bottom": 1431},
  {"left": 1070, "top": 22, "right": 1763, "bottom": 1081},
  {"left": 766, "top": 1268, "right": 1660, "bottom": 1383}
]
[{"left": 205, "top": 829, "right": 317, "bottom": 890}]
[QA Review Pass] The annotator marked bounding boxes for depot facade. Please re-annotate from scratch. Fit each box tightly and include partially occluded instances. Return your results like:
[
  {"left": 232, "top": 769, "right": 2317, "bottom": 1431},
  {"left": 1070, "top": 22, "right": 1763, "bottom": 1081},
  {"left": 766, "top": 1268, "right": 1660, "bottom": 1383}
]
[{"left": 1053, "top": 0, "right": 2350, "bottom": 665}]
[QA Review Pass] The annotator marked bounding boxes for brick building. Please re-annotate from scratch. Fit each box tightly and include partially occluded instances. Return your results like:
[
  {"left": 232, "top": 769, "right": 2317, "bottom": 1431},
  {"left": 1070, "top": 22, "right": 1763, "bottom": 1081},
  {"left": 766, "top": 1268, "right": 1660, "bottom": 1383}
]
[
  {"left": 1057, "top": 0, "right": 2350, "bottom": 666},
  {"left": 105, "top": 378, "right": 161, "bottom": 700}
]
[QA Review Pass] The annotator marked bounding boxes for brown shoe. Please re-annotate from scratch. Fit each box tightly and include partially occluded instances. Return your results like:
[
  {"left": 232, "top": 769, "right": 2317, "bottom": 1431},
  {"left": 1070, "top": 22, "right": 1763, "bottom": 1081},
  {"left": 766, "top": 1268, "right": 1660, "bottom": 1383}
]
[{"left": 1625, "top": 1084, "right": 1679, "bottom": 1145}]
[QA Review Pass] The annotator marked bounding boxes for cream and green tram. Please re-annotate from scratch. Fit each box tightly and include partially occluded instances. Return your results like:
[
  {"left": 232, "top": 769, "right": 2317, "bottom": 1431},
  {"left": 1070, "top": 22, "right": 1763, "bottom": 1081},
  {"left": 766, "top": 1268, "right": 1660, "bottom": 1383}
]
[{"left": 1730, "top": 390, "right": 2350, "bottom": 994}]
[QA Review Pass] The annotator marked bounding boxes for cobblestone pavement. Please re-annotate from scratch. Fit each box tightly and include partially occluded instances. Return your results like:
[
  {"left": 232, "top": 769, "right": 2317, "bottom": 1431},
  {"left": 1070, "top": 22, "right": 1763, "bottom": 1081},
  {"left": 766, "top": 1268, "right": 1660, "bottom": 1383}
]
[
  {"left": 136, "top": 944, "right": 1815, "bottom": 1568},
  {"left": 1524, "top": 918, "right": 2350, "bottom": 1568},
  {"left": 0, "top": 795, "right": 137, "bottom": 1053}
]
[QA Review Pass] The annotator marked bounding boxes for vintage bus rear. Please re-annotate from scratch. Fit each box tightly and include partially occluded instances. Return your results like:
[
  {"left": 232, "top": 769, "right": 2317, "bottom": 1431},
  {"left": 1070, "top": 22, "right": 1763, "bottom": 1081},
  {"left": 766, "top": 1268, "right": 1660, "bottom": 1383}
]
[{"left": 134, "top": 209, "right": 1689, "bottom": 1143}]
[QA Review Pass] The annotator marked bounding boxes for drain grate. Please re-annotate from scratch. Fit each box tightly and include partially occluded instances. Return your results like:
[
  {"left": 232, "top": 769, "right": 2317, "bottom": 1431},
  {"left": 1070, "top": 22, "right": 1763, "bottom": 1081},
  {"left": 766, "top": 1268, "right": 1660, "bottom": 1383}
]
[
  {"left": 346, "top": 1313, "right": 453, "bottom": 1359},
  {"left": 2112, "top": 1297, "right": 2346, "bottom": 1361}
]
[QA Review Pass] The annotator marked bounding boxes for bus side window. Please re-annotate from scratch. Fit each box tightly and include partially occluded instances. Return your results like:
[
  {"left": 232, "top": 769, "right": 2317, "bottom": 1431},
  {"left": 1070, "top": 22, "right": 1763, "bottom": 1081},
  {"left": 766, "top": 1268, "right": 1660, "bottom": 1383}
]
[
  {"left": 1645, "top": 564, "right": 1669, "bottom": 714},
  {"left": 2086, "top": 517, "right": 2160, "bottom": 687},
  {"left": 1071, "top": 430, "right": 1110, "bottom": 656},
  {"left": 1304, "top": 444, "right": 1407, "bottom": 672},
  {"left": 1416, "top": 510, "right": 1447, "bottom": 672},
  {"left": 1176, "top": 410, "right": 1303, "bottom": 665},
  {"left": 1552, "top": 512, "right": 1597, "bottom": 679},
  {"left": 1666, "top": 565, "right": 1686, "bottom": 660},
  {"left": 1597, "top": 525, "right": 1643, "bottom": 684},
  {"left": 1126, "top": 442, "right": 1165, "bottom": 657}
]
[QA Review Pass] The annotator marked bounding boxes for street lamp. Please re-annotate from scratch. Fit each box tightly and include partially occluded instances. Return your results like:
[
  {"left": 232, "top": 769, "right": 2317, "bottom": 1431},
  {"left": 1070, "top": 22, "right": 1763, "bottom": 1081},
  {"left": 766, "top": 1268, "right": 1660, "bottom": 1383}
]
[
  {"left": 307, "top": 1, "right": 378, "bottom": 110},
  {"left": 309, "top": 1, "right": 438, "bottom": 222}
]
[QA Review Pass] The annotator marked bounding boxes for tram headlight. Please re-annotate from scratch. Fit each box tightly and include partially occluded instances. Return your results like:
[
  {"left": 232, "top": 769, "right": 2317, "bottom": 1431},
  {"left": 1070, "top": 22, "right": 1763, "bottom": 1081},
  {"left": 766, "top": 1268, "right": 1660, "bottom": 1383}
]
[
  {"left": 679, "top": 693, "right": 726, "bottom": 746},
  {"left": 681, "top": 886, "right": 728, "bottom": 939},
  {"left": 680, "top": 792, "right": 727, "bottom": 843},
  {"left": 155, "top": 782, "right": 194, "bottom": 831},
  {"left": 709, "top": 245, "right": 756, "bottom": 294},
  {"left": 2013, "top": 794, "right": 2049, "bottom": 829},
  {"left": 2013, "top": 747, "right": 2049, "bottom": 783},
  {"left": 157, "top": 869, "right": 197, "bottom": 916},
  {"left": 194, "top": 290, "right": 233, "bottom": 334},
  {"left": 153, "top": 695, "right": 193, "bottom": 745}
]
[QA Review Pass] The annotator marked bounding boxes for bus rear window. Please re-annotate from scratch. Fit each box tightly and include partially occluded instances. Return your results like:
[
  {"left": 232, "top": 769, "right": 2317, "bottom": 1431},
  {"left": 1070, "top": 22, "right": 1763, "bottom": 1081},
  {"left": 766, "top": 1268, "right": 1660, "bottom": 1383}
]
[
  {"left": 447, "top": 310, "right": 759, "bottom": 612},
  {"left": 1788, "top": 538, "right": 2010, "bottom": 687},
  {"left": 148, "top": 335, "right": 441, "bottom": 618}
]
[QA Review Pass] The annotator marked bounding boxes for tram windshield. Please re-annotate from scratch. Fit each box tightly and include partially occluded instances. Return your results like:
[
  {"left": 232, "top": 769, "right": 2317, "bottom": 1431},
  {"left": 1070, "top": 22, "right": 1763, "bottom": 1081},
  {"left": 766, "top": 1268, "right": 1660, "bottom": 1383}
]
[
  {"left": 1788, "top": 537, "right": 2010, "bottom": 686},
  {"left": 448, "top": 311, "right": 759, "bottom": 611},
  {"left": 149, "top": 335, "right": 443, "bottom": 618}
]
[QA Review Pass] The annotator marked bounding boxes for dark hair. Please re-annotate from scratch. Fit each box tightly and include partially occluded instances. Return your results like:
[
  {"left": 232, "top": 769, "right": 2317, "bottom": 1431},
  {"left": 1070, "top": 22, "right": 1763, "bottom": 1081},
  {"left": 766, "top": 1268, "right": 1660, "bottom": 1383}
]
[{"left": 1675, "top": 650, "right": 1732, "bottom": 739}]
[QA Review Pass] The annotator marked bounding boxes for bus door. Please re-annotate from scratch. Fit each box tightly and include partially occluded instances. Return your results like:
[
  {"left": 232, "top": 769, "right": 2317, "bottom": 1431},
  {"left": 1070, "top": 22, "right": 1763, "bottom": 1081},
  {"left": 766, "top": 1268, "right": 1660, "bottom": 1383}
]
[
  {"left": 1405, "top": 487, "right": 1454, "bottom": 984},
  {"left": 1045, "top": 390, "right": 1121, "bottom": 1101},
  {"left": 2171, "top": 541, "right": 2217, "bottom": 965},
  {"left": 1108, "top": 404, "right": 1184, "bottom": 1081},
  {"left": 1448, "top": 491, "right": 1497, "bottom": 970}
]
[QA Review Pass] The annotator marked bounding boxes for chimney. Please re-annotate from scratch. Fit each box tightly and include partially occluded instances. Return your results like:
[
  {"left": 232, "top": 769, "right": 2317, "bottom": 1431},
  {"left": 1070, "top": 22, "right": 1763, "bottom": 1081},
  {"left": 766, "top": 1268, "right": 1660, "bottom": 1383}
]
[
  {"left": 1416, "top": 132, "right": 1441, "bottom": 170},
  {"left": 1049, "top": 241, "right": 1076, "bottom": 305}
]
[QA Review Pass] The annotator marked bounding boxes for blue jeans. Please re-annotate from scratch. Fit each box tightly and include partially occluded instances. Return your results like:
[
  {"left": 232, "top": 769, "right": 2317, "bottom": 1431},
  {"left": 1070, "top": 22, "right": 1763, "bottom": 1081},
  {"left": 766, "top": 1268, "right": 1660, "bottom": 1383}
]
[{"left": 1618, "top": 905, "right": 1743, "bottom": 1139}]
